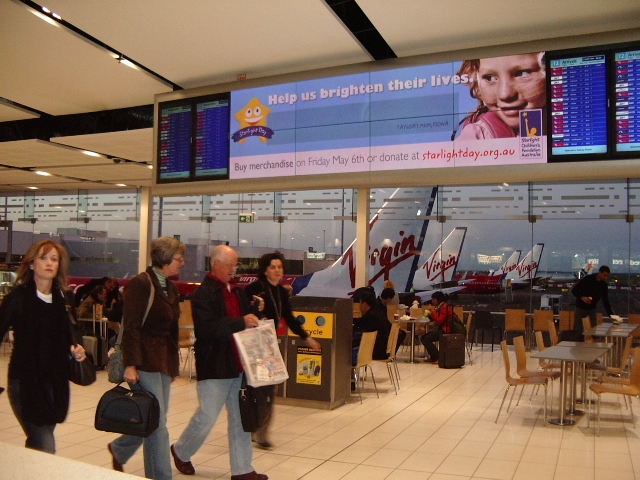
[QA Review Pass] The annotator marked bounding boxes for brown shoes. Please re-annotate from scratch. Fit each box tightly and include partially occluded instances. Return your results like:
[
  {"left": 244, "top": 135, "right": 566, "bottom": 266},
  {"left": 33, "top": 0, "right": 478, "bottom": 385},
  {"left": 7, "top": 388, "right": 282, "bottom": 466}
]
[
  {"left": 231, "top": 471, "right": 268, "bottom": 480},
  {"left": 171, "top": 444, "right": 195, "bottom": 475},
  {"left": 107, "top": 443, "right": 123, "bottom": 472}
]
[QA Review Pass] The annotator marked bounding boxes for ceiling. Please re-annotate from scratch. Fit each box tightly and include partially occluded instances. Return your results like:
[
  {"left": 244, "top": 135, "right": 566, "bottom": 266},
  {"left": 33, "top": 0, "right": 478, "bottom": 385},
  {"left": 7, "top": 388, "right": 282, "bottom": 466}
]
[{"left": 1, "top": 0, "right": 639, "bottom": 194}]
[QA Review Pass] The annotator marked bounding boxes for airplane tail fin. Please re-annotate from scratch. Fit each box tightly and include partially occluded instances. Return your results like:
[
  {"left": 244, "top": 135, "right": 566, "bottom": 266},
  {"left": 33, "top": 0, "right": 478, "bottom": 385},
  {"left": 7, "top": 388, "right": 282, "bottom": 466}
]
[
  {"left": 495, "top": 250, "right": 521, "bottom": 277},
  {"left": 506, "top": 243, "right": 544, "bottom": 283},
  {"left": 293, "top": 187, "right": 437, "bottom": 297},
  {"left": 412, "top": 227, "right": 467, "bottom": 290}
]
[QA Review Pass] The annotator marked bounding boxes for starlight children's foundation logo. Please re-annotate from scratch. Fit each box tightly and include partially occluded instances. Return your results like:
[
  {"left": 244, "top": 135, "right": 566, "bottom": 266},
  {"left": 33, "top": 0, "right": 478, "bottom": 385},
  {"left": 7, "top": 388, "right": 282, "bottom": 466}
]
[
  {"left": 232, "top": 97, "right": 274, "bottom": 144},
  {"left": 519, "top": 109, "right": 543, "bottom": 160}
]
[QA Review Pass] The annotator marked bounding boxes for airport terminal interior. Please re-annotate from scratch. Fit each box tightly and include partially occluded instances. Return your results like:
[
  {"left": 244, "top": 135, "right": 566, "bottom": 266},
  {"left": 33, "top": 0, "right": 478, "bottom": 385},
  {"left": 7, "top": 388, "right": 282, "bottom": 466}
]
[{"left": 2, "top": 1, "right": 640, "bottom": 479}]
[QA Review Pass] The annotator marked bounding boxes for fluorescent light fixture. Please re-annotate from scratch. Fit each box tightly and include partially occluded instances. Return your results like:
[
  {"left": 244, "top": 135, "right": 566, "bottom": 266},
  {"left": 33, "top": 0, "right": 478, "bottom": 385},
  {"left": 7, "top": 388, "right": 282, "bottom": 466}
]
[
  {"left": 83, "top": 150, "right": 100, "bottom": 157},
  {"left": 116, "top": 183, "right": 127, "bottom": 187},
  {"left": 35, "top": 171, "right": 51, "bottom": 176},
  {"left": 148, "top": 165, "right": 153, "bottom": 169},
  {"left": 27, "top": 186, "right": 39, "bottom": 190},
  {"left": 30, "top": 9, "right": 58, "bottom": 27},
  {"left": 117, "top": 55, "right": 137, "bottom": 70}
]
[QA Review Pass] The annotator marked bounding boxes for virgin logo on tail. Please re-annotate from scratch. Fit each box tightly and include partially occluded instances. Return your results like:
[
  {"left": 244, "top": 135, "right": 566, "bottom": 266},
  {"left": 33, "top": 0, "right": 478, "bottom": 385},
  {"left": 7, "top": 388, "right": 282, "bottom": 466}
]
[
  {"left": 292, "top": 187, "right": 436, "bottom": 297},
  {"left": 505, "top": 243, "right": 544, "bottom": 283},
  {"left": 413, "top": 227, "right": 467, "bottom": 290}
]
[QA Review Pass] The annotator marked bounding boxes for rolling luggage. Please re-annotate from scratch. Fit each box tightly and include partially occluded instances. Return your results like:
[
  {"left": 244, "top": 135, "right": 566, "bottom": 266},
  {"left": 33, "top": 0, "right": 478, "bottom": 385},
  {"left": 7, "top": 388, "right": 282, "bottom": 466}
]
[
  {"left": 438, "top": 334, "right": 465, "bottom": 369},
  {"left": 83, "top": 314, "right": 109, "bottom": 369}
]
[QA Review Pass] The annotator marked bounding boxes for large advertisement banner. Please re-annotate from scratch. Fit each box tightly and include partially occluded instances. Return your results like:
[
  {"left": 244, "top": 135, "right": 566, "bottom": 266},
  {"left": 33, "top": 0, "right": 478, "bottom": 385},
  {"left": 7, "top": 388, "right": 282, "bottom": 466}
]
[{"left": 230, "top": 53, "right": 547, "bottom": 179}]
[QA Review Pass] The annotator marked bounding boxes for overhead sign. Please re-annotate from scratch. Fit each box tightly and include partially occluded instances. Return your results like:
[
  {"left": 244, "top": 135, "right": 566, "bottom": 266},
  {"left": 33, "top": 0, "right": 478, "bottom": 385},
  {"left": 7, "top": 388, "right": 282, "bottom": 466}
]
[{"left": 306, "top": 252, "right": 326, "bottom": 260}]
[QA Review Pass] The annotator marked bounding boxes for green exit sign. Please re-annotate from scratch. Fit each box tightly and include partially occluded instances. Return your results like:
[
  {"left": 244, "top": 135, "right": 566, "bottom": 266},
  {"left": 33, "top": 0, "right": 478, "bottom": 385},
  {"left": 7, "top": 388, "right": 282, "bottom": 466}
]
[{"left": 238, "top": 213, "right": 254, "bottom": 223}]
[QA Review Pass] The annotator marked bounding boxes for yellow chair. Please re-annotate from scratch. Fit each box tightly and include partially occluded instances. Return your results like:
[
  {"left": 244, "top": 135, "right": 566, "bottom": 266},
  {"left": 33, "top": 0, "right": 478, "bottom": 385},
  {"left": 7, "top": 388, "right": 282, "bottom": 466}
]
[
  {"left": 386, "top": 304, "right": 397, "bottom": 323},
  {"left": 178, "top": 300, "right": 195, "bottom": 379},
  {"left": 582, "top": 317, "right": 593, "bottom": 342},
  {"left": 496, "top": 340, "right": 548, "bottom": 425},
  {"left": 374, "top": 323, "right": 401, "bottom": 394},
  {"left": 589, "top": 348, "right": 640, "bottom": 436},
  {"left": 534, "top": 331, "right": 560, "bottom": 371},
  {"left": 514, "top": 335, "right": 559, "bottom": 406},
  {"left": 353, "top": 302, "right": 362, "bottom": 319},
  {"left": 352, "top": 331, "right": 379, "bottom": 403},
  {"left": 504, "top": 308, "right": 526, "bottom": 342},
  {"left": 558, "top": 310, "right": 574, "bottom": 333},
  {"left": 453, "top": 306, "right": 464, "bottom": 323},
  {"left": 533, "top": 309, "right": 554, "bottom": 334}
]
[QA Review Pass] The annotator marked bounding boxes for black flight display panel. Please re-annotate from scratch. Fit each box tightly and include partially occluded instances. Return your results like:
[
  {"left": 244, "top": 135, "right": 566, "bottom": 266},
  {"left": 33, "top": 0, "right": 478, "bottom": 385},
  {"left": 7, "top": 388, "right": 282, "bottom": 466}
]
[
  {"left": 614, "top": 49, "right": 640, "bottom": 154},
  {"left": 158, "top": 104, "right": 192, "bottom": 181},
  {"left": 194, "top": 97, "right": 230, "bottom": 179},
  {"left": 549, "top": 54, "right": 608, "bottom": 157}
]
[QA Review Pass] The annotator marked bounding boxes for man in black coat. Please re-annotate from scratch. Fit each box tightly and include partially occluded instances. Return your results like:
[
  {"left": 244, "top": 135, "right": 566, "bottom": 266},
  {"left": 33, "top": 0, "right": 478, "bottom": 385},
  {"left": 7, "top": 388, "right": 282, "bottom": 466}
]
[
  {"left": 572, "top": 265, "right": 615, "bottom": 334},
  {"left": 352, "top": 291, "right": 391, "bottom": 364}
]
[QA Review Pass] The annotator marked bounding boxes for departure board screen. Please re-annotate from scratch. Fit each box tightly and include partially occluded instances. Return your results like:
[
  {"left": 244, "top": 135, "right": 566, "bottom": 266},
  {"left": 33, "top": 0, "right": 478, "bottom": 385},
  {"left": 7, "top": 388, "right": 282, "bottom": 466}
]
[
  {"left": 614, "top": 49, "right": 640, "bottom": 153},
  {"left": 194, "top": 98, "right": 230, "bottom": 178},
  {"left": 549, "top": 54, "right": 608, "bottom": 156},
  {"left": 158, "top": 104, "right": 192, "bottom": 181}
]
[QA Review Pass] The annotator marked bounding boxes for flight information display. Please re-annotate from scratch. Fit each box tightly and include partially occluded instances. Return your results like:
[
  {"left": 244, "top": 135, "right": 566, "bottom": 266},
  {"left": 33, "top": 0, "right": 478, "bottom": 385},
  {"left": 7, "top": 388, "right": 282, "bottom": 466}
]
[
  {"left": 158, "top": 104, "right": 192, "bottom": 181},
  {"left": 550, "top": 55, "right": 608, "bottom": 156},
  {"left": 614, "top": 49, "right": 640, "bottom": 153},
  {"left": 194, "top": 99, "right": 230, "bottom": 178}
]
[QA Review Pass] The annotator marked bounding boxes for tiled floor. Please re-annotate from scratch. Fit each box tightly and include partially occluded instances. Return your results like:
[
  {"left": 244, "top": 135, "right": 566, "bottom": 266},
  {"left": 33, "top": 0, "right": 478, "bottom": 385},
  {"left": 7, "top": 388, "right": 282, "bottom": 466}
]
[{"left": 1, "top": 343, "right": 638, "bottom": 480}]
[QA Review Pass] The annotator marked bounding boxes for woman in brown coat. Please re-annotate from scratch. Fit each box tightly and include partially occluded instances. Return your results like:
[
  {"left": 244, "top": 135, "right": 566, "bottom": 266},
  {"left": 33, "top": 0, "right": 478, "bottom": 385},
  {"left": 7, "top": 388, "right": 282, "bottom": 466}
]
[{"left": 107, "top": 236, "right": 185, "bottom": 479}]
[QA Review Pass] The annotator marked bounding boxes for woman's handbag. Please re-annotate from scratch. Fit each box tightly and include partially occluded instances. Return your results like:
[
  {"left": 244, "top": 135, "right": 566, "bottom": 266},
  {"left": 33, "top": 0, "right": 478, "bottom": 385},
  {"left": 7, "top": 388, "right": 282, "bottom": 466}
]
[
  {"left": 68, "top": 354, "right": 97, "bottom": 386},
  {"left": 106, "top": 273, "right": 155, "bottom": 384},
  {"left": 95, "top": 383, "right": 160, "bottom": 437},
  {"left": 238, "top": 374, "right": 273, "bottom": 433}
]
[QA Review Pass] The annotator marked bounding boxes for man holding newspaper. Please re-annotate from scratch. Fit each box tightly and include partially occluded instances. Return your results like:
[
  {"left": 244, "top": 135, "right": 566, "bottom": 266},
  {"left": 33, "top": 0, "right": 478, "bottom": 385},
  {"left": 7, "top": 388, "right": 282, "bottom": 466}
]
[{"left": 170, "top": 245, "right": 268, "bottom": 480}]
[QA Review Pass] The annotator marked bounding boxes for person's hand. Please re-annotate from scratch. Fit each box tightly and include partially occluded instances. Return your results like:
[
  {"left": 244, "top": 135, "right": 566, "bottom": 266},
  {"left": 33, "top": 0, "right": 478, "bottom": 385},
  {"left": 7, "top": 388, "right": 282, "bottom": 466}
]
[
  {"left": 305, "top": 337, "right": 321, "bottom": 351},
  {"left": 124, "top": 365, "right": 139, "bottom": 384},
  {"left": 244, "top": 314, "right": 260, "bottom": 328},
  {"left": 252, "top": 295, "right": 265, "bottom": 312},
  {"left": 70, "top": 344, "right": 86, "bottom": 362}
]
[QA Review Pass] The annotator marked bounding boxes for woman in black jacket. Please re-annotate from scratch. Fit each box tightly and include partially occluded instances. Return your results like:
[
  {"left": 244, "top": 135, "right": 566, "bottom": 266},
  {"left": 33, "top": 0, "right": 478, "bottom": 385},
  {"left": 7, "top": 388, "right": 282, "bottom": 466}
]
[
  {"left": 244, "top": 252, "right": 320, "bottom": 448},
  {"left": 0, "top": 239, "right": 86, "bottom": 453}
]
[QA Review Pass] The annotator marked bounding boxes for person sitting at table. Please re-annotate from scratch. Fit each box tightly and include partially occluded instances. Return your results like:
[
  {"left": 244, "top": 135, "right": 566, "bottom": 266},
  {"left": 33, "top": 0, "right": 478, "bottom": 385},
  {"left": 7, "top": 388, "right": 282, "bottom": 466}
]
[
  {"left": 419, "top": 291, "right": 453, "bottom": 363},
  {"left": 352, "top": 292, "right": 391, "bottom": 366},
  {"left": 377, "top": 287, "right": 407, "bottom": 353}
]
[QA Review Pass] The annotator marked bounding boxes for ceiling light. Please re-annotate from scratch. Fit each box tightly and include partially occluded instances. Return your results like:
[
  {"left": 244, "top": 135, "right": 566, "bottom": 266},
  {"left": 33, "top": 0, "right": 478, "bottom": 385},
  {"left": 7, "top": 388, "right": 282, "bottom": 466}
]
[
  {"left": 117, "top": 55, "right": 137, "bottom": 70},
  {"left": 30, "top": 9, "right": 58, "bottom": 27},
  {"left": 116, "top": 184, "right": 127, "bottom": 187},
  {"left": 148, "top": 165, "right": 153, "bottom": 169},
  {"left": 27, "top": 186, "right": 39, "bottom": 190},
  {"left": 83, "top": 150, "right": 100, "bottom": 157},
  {"left": 35, "top": 171, "right": 51, "bottom": 176}
]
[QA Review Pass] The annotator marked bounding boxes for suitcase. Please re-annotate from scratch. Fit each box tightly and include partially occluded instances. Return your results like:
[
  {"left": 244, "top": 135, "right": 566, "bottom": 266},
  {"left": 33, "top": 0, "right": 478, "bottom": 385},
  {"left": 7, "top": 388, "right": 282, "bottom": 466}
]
[
  {"left": 83, "top": 334, "right": 109, "bottom": 369},
  {"left": 438, "top": 334, "right": 465, "bottom": 368}
]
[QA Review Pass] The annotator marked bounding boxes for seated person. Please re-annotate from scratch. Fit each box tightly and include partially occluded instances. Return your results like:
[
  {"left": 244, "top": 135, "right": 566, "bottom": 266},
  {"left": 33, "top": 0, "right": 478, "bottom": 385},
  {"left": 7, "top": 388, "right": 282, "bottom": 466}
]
[
  {"left": 75, "top": 276, "right": 119, "bottom": 308},
  {"left": 77, "top": 285, "right": 108, "bottom": 334},
  {"left": 352, "top": 292, "right": 391, "bottom": 365},
  {"left": 378, "top": 287, "right": 407, "bottom": 353},
  {"left": 419, "top": 291, "right": 452, "bottom": 363},
  {"left": 352, "top": 285, "right": 375, "bottom": 303}
]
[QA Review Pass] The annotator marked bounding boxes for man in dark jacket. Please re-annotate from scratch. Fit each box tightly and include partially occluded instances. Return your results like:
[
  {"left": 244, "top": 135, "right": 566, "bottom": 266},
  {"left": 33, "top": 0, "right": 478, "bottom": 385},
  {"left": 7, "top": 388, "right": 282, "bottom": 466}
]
[
  {"left": 572, "top": 265, "right": 615, "bottom": 334},
  {"left": 170, "top": 245, "right": 268, "bottom": 480},
  {"left": 352, "top": 291, "right": 391, "bottom": 365}
]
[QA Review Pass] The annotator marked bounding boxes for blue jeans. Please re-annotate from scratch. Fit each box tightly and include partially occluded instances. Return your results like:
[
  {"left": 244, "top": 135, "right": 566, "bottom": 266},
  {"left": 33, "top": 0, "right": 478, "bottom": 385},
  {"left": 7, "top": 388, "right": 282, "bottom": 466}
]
[
  {"left": 7, "top": 379, "right": 56, "bottom": 453},
  {"left": 173, "top": 374, "right": 254, "bottom": 476},
  {"left": 109, "top": 370, "right": 172, "bottom": 480}
]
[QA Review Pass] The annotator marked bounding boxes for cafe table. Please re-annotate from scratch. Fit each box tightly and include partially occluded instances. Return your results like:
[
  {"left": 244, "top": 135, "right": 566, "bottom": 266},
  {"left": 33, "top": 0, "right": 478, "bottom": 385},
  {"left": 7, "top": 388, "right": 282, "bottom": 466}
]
[
  {"left": 531, "top": 342, "right": 610, "bottom": 426},
  {"left": 582, "top": 322, "right": 639, "bottom": 367},
  {"left": 402, "top": 317, "right": 430, "bottom": 363}
]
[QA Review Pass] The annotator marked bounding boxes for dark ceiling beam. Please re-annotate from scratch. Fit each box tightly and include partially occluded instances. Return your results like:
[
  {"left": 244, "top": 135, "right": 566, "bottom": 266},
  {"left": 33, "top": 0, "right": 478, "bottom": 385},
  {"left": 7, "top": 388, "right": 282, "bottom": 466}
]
[{"left": 325, "top": 0, "right": 397, "bottom": 61}]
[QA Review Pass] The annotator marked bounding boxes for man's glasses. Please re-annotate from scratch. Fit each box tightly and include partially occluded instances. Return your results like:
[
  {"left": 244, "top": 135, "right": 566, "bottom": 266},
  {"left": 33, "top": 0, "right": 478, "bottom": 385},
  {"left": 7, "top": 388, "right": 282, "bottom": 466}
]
[{"left": 173, "top": 256, "right": 185, "bottom": 263}]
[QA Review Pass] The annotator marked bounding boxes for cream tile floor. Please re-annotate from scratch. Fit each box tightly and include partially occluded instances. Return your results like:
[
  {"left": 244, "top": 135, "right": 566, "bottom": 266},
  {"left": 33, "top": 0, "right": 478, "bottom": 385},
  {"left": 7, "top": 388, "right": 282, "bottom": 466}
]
[{"left": 1, "top": 343, "right": 638, "bottom": 480}]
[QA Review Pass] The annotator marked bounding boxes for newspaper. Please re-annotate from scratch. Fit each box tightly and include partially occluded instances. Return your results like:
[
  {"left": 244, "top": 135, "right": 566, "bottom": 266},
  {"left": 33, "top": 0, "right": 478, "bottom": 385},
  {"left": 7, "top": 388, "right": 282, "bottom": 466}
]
[{"left": 232, "top": 319, "right": 289, "bottom": 387}]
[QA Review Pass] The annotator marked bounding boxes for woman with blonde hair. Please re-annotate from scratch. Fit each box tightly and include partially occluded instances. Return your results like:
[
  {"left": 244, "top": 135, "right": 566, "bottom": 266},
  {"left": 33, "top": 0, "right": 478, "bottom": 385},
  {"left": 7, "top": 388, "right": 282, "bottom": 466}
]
[{"left": 0, "top": 239, "right": 86, "bottom": 453}]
